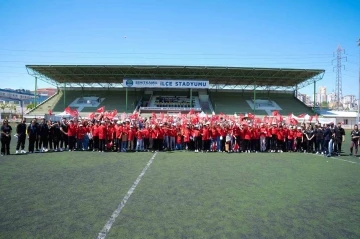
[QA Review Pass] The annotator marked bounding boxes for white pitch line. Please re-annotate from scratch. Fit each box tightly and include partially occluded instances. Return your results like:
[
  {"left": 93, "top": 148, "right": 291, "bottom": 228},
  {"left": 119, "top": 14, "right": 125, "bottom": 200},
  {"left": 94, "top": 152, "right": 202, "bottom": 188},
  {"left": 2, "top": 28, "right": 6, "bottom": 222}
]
[
  {"left": 314, "top": 154, "right": 360, "bottom": 165},
  {"left": 97, "top": 152, "right": 158, "bottom": 239}
]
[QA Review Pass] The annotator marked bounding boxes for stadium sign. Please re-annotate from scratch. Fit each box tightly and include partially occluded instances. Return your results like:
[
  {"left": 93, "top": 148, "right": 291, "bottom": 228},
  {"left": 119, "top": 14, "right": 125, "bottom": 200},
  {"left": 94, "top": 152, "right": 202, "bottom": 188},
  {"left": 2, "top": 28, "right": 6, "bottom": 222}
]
[{"left": 123, "top": 79, "right": 209, "bottom": 89}]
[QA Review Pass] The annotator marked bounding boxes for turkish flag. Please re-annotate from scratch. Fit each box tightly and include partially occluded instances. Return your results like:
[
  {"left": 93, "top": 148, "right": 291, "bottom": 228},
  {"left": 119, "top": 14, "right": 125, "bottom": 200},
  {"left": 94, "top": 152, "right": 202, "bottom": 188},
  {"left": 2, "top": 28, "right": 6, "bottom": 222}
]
[
  {"left": 272, "top": 110, "right": 279, "bottom": 116},
  {"left": 111, "top": 109, "right": 118, "bottom": 117},
  {"left": 297, "top": 113, "right": 306, "bottom": 118},
  {"left": 96, "top": 106, "right": 105, "bottom": 113},
  {"left": 64, "top": 107, "right": 71, "bottom": 114},
  {"left": 248, "top": 113, "right": 255, "bottom": 119},
  {"left": 70, "top": 109, "right": 78, "bottom": 117}
]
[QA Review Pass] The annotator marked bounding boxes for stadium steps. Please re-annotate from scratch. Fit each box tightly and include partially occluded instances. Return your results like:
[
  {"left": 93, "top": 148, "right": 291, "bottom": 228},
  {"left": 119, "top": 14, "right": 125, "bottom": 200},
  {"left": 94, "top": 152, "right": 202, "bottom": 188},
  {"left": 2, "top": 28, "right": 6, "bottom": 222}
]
[
  {"left": 52, "top": 90, "right": 141, "bottom": 113},
  {"left": 269, "top": 94, "right": 314, "bottom": 115},
  {"left": 26, "top": 90, "right": 62, "bottom": 116},
  {"left": 208, "top": 91, "right": 314, "bottom": 116},
  {"left": 210, "top": 92, "right": 267, "bottom": 115}
]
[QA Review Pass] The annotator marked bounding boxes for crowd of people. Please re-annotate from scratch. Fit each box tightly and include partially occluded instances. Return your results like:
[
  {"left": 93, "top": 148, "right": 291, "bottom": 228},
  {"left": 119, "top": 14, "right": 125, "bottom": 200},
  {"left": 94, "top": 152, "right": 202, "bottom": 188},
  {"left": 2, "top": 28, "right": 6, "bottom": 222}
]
[{"left": 0, "top": 113, "right": 355, "bottom": 157}]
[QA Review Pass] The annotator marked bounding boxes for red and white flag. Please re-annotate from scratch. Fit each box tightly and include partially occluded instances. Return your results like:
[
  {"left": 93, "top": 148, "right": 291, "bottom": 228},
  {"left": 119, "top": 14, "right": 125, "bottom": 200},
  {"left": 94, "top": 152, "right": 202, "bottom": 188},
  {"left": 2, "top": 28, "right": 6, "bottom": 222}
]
[{"left": 96, "top": 106, "right": 105, "bottom": 113}]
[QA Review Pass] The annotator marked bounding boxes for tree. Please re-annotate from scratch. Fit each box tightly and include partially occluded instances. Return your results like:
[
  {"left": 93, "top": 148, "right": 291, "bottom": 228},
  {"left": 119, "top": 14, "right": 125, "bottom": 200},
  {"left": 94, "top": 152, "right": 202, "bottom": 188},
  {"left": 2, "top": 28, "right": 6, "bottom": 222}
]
[
  {"left": 321, "top": 101, "right": 328, "bottom": 108},
  {"left": 0, "top": 103, "right": 7, "bottom": 112},
  {"left": 26, "top": 103, "right": 35, "bottom": 110},
  {"left": 9, "top": 104, "right": 17, "bottom": 113}
]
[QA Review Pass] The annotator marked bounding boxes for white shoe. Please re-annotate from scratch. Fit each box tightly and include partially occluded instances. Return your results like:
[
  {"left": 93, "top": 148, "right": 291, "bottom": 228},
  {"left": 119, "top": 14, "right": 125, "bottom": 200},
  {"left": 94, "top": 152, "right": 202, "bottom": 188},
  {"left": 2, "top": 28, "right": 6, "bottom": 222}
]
[
  {"left": 15, "top": 150, "right": 19, "bottom": 154},
  {"left": 21, "top": 150, "right": 26, "bottom": 154}
]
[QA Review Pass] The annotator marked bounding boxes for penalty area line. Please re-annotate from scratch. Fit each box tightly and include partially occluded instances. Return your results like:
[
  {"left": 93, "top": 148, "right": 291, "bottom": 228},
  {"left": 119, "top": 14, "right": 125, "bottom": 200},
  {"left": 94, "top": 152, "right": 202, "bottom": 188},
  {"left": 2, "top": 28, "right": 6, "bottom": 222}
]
[
  {"left": 314, "top": 154, "right": 360, "bottom": 165},
  {"left": 97, "top": 152, "right": 158, "bottom": 239}
]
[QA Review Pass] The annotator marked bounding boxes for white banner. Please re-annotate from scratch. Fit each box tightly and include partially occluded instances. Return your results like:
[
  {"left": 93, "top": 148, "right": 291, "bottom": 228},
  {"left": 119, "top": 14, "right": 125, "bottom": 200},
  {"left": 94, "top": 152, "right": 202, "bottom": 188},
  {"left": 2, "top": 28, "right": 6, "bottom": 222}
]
[
  {"left": 123, "top": 79, "right": 209, "bottom": 89},
  {"left": 140, "top": 107, "right": 202, "bottom": 111}
]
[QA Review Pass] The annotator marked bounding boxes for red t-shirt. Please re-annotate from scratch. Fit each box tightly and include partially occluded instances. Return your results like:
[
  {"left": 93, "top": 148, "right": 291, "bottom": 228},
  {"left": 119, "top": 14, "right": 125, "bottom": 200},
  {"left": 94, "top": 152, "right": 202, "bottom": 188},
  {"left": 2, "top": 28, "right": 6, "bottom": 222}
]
[
  {"left": 183, "top": 129, "right": 190, "bottom": 142},
  {"left": 277, "top": 129, "right": 284, "bottom": 141},
  {"left": 92, "top": 125, "right": 99, "bottom": 137},
  {"left": 244, "top": 128, "right": 252, "bottom": 140},
  {"left": 176, "top": 134, "right": 182, "bottom": 144},
  {"left": 142, "top": 128, "right": 149, "bottom": 138},
  {"left": 128, "top": 128, "right": 135, "bottom": 141},
  {"left": 77, "top": 127, "right": 86, "bottom": 139},
  {"left": 271, "top": 127, "right": 278, "bottom": 135},
  {"left": 193, "top": 129, "right": 200, "bottom": 137},
  {"left": 288, "top": 129, "right": 295, "bottom": 140},
  {"left": 259, "top": 127, "right": 267, "bottom": 137},
  {"left": 115, "top": 125, "right": 123, "bottom": 138},
  {"left": 202, "top": 128, "right": 210, "bottom": 140},
  {"left": 67, "top": 124, "right": 77, "bottom": 137},
  {"left": 98, "top": 125, "right": 107, "bottom": 140},
  {"left": 157, "top": 128, "right": 164, "bottom": 139},
  {"left": 107, "top": 125, "right": 114, "bottom": 140},
  {"left": 136, "top": 130, "right": 143, "bottom": 140}
]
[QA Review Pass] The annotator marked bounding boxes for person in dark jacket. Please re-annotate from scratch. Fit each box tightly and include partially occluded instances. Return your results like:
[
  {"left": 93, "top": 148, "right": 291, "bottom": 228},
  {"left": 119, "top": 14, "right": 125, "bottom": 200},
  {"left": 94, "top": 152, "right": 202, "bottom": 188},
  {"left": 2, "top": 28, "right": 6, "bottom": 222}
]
[
  {"left": 334, "top": 122, "right": 345, "bottom": 156},
  {"left": 60, "top": 118, "right": 68, "bottom": 151},
  {"left": 314, "top": 124, "right": 324, "bottom": 154},
  {"left": 1, "top": 119, "right": 12, "bottom": 156},
  {"left": 27, "top": 120, "right": 38, "bottom": 153},
  {"left": 52, "top": 121, "right": 61, "bottom": 152},
  {"left": 323, "top": 124, "right": 332, "bottom": 155},
  {"left": 34, "top": 118, "right": 40, "bottom": 151},
  {"left": 38, "top": 119, "right": 49, "bottom": 152},
  {"left": 15, "top": 118, "right": 27, "bottom": 154}
]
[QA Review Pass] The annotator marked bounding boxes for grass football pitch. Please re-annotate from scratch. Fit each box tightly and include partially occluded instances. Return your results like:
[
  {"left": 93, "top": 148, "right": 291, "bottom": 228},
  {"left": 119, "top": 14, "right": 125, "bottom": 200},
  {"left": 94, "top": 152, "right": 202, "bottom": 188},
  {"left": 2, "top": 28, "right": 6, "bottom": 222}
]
[{"left": 0, "top": 136, "right": 360, "bottom": 238}]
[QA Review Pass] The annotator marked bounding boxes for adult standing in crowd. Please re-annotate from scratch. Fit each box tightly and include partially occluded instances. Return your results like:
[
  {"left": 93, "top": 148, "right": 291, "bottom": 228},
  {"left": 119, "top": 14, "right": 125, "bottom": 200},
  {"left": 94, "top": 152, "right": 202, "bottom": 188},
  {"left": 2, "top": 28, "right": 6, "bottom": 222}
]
[
  {"left": 334, "top": 122, "right": 345, "bottom": 156},
  {"left": 15, "top": 118, "right": 27, "bottom": 154},
  {"left": 60, "top": 118, "right": 68, "bottom": 151},
  {"left": 1, "top": 119, "right": 12, "bottom": 156},
  {"left": 350, "top": 124, "right": 360, "bottom": 156},
  {"left": 27, "top": 120, "right": 38, "bottom": 153},
  {"left": 38, "top": 119, "right": 49, "bottom": 152}
]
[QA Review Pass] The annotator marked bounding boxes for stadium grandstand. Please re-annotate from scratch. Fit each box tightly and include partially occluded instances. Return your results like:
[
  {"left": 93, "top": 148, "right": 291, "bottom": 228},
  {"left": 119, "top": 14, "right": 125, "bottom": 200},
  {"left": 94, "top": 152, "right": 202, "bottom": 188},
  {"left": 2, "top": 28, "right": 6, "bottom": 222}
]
[{"left": 25, "top": 65, "right": 325, "bottom": 117}]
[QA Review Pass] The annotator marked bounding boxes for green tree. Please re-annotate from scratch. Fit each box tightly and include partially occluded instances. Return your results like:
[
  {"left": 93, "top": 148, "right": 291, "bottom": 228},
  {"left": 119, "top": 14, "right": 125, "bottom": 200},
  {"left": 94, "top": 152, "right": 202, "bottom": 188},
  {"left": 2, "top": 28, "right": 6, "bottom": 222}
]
[
  {"left": 10, "top": 104, "right": 17, "bottom": 113},
  {"left": 0, "top": 103, "right": 7, "bottom": 112},
  {"left": 26, "top": 103, "right": 35, "bottom": 110},
  {"left": 321, "top": 101, "right": 328, "bottom": 108}
]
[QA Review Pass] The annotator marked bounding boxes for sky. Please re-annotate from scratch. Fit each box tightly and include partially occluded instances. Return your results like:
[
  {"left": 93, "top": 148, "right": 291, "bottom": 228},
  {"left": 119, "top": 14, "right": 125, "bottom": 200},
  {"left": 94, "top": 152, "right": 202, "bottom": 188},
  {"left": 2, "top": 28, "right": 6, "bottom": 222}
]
[{"left": 0, "top": 0, "right": 359, "bottom": 97}]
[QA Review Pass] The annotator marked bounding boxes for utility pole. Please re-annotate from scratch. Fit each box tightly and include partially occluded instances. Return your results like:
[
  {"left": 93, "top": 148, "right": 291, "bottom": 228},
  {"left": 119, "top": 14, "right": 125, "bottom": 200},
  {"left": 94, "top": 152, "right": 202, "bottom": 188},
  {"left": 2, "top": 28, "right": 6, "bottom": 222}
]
[{"left": 332, "top": 45, "right": 346, "bottom": 110}]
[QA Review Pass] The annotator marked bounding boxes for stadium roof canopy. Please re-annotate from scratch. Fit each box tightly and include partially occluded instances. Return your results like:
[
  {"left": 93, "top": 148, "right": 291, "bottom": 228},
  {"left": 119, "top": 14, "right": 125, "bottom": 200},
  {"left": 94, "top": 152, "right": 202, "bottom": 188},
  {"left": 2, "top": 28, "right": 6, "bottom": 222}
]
[{"left": 26, "top": 65, "right": 325, "bottom": 90}]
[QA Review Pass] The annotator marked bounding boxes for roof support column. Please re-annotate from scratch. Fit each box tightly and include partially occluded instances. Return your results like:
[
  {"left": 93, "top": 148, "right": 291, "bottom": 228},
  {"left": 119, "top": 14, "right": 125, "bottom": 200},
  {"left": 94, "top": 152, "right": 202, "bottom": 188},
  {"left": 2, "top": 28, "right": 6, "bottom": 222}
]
[
  {"left": 253, "top": 82, "right": 256, "bottom": 113},
  {"left": 295, "top": 84, "right": 298, "bottom": 98},
  {"left": 126, "top": 87, "right": 128, "bottom": 111},
  {"left": 313, "top": 80, "right": 316, "bottom": 113},
  {"left": 190, "top": 88, "right": 193, "bottom": 108},
  {"left": 34, "top": 77, "right": 38, "bottom": 107}
]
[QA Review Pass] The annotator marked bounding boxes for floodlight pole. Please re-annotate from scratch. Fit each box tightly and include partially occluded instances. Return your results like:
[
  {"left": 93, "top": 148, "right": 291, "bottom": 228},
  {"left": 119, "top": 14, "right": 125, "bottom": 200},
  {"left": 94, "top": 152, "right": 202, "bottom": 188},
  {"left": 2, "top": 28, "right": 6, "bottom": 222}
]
[
  {"left": 34, "top": 77, "right": 38, "bottom": 107},
  {"left": 253, "top": 82, "right": 256, "bottom": 113},
  {"left": 64, "top": 83, "right": 66, "bottom": 108},
  {"left": 357, "top": 38, "right": 360, "bottom": 124},
  {"left": 313, "top": 80, "right": 316, "bottom": 113}
]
